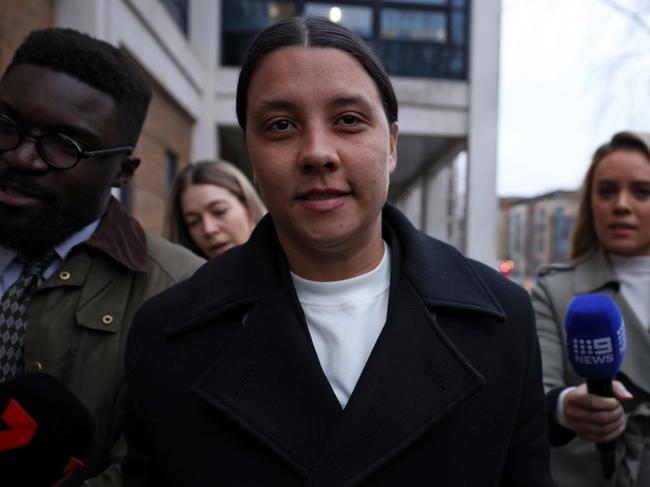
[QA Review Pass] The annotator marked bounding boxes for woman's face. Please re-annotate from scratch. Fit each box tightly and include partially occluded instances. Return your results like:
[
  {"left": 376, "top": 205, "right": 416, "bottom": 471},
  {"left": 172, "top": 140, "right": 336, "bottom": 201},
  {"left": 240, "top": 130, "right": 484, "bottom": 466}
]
[
  {"left": 244, "top": 47, "right": 397, "bottom": 272},
  {"left": 181, "top": 183, "right": 253, "bottom": 257},
  {"left": 591, "top": 148, "right": 650, "bottom": 256}
]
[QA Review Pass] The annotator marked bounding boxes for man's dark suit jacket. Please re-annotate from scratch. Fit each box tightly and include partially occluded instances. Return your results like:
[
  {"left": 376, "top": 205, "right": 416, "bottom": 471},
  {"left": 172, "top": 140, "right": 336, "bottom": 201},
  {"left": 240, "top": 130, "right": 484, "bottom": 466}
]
[{"left": 123, "top": 205, "right": 554, "bottom": 486}]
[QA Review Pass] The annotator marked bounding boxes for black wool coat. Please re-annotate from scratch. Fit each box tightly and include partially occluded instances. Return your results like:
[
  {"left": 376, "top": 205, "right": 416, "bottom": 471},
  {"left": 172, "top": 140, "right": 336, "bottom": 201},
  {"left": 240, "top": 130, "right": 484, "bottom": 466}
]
[{"left": 123, "top": 205, "right": 555, "bottom": 487}]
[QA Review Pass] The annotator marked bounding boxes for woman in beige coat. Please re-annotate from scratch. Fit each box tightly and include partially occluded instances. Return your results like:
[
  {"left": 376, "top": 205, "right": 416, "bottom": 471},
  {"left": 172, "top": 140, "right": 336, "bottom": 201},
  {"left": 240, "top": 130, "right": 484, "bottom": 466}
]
[{"left": 532, "top": 131, "right": 650, "bottom": 487}]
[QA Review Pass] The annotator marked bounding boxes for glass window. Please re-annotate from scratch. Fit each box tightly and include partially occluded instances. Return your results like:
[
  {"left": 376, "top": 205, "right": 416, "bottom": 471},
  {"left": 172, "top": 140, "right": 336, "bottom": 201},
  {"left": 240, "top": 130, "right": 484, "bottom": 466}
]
[
  {"left": 165, "top": 151, "right": 177, "bottom": 194},
  {"left": 387, "top": 0, "right": 447, "bottom": 5},
  {"left": 221, "top": 0, "right": 469, "bottom": 79},
  {"left": 304, "top": 3, "right": 373, "bottom": 37},
  {"left": 159, "top": 0, "right": 189, "bottom": 36},
  {"left": 222, "top": 0, "right": 295, "bottom": 66},
  {"left": 450, "top": 11, "right": 466, "bottom": 44},
  {"left": 381, "top": 8, "right": 446, "bottom": 42},
  {"left": 223, "top": 0, "right": 293, "bottom": 31}
]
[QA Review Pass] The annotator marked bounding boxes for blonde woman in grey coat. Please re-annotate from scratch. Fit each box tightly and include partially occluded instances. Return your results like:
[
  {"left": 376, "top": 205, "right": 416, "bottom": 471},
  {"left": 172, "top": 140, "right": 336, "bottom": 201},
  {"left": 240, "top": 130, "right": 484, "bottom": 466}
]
[{"left": 532, "top": 131, "right": 650, "bottom": 487}]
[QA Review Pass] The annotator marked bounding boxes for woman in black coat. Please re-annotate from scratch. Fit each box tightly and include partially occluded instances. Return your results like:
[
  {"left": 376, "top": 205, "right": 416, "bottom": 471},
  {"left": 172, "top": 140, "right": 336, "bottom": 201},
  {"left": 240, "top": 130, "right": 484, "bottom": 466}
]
[{"left": 123, "top": 16, "right": 555, "bottom": 487}]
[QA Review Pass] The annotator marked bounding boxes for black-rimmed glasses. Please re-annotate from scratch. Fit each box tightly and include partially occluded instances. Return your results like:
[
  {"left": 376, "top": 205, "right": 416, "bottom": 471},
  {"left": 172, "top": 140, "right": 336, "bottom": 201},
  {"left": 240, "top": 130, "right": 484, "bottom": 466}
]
[{"left": 0, "top": 114, "right": 134, "bottom": 170}]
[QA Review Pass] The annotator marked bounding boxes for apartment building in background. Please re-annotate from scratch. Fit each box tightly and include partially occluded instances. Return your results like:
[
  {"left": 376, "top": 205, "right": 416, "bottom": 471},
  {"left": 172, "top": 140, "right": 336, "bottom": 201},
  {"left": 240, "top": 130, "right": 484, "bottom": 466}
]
[
  {"left": 0, "top": 0, "right": 501, "bottom": 265},
  {"left": 498, "top": 190, "right": 580, "bottom": 286}
]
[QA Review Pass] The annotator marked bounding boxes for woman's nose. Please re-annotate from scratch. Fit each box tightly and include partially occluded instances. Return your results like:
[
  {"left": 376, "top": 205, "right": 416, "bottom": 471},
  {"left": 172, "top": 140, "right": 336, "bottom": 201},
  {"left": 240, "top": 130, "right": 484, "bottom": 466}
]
[
  {"left": 201, "top": 216, "right": 221, "bottom": 235},
  {"left": 614, "top": 190, "right": 632, "bottom": 213},
  {"left": 298, "top": 127, "right": 341, "bottom": 173}
]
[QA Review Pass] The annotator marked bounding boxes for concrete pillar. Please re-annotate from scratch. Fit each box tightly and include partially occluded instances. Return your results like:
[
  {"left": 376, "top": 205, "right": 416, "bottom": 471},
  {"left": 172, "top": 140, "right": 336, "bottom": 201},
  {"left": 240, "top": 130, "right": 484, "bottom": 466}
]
[
  {"left": 395, "top": 183, "right": 423, "bottom": 230},
  {"left": 189, "top": 0, "right": 219, "bottom": 161},
  {"left": 54, "top": 0, "right": 108, "bottom": 38},
  {"left": 465, "top": 0, "right": 500, "bottom": 266},
  {"left": 422, "top": 164, "right": 452, "bottom": 242}
]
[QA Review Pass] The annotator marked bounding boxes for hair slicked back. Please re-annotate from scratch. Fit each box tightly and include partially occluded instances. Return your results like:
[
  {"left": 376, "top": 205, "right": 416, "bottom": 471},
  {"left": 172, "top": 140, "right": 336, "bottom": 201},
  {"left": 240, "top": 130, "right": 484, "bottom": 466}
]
[
  {"left": 3, "top": 28, "right": 152, "bottom": 145},
  {"left": 236, "top": 16, "right": 397, "bottom": 130}
]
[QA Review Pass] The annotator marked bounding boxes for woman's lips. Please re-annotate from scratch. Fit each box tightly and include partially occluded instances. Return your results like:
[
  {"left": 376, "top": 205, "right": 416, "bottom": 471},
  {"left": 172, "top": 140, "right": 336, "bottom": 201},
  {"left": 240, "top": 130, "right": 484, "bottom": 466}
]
[
  {"left": 608, "top": 223, "right": 637, "bottom": 237},
  {"left": 297, "top": 190, "right": 350, "bottom": 212}
]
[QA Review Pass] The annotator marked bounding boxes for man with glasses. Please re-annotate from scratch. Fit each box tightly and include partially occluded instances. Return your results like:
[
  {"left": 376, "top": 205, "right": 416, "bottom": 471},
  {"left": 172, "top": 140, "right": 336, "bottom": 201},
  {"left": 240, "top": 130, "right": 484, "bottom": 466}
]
[{"left": 0, "top": 28, "right": 203, "bottom": 485}]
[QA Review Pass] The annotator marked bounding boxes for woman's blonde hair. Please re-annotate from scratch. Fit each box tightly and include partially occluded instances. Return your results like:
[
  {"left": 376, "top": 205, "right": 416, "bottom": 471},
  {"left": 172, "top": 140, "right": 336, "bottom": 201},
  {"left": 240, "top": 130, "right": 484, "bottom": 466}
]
[
  {"left": 570, "top": 132, "right": 650, "bottom": 260},
  {"left": 163, "top": 160, "right": 266, "bottom": 257}
]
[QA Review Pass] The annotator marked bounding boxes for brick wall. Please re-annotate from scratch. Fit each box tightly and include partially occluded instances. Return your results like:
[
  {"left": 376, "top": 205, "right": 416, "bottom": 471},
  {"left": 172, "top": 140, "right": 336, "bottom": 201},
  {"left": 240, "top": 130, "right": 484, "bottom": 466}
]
[
  {"left": 130, "top": 76, "right": 193, "bottom": 234},
  {"left": 0, "top": 0, "right": 54, "bottom": 72}
]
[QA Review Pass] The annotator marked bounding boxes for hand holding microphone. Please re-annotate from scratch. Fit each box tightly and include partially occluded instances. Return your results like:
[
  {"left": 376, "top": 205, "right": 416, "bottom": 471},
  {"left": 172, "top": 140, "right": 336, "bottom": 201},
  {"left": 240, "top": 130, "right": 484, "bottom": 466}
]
[
  {"left": 564, "top": 294, "right": 632, "bottom": 479},
  {"left": 563, "top": 381, "right": 631, "bottom": 443}
]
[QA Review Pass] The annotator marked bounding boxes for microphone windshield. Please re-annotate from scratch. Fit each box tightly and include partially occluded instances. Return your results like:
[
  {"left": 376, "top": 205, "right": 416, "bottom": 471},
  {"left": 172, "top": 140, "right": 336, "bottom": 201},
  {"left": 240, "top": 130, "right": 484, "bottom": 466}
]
[
  {"left": 564, "top": 294, "right": 625, "bottom": 380},
  {"left": 0, "top": 373, "right": 95, "bottom": 486}
]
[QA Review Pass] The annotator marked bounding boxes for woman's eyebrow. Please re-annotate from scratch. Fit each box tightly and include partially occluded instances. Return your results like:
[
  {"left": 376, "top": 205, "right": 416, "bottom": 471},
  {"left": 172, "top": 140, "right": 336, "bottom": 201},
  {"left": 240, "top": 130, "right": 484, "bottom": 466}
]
[
  {"left": 327, "top": 95, "right": 374, "bottom": 112},
  {"left": 183, "top": 200, "right": 230, "bottom": 216},
  {"left": 251, "top": 99, "right": 297, "bottom": 115},
  {"left": 251, "top": 94, "right": 374, "bottom": 114}
]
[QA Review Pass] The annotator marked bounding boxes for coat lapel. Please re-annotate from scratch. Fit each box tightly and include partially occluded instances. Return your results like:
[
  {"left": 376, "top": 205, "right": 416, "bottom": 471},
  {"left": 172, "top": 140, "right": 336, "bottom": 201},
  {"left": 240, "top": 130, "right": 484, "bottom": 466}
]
[
  {"left": 301, "top": 206, "right": 504, "bottom": 486},
  {"left": 170, "top": 207, "right": 506, "bottom": 484},
  {"left": 191, "top": 273, "right": 342, "bottom": 477},
  {"left": 305, "top": 277, "right": 485, "bottom": 486}
]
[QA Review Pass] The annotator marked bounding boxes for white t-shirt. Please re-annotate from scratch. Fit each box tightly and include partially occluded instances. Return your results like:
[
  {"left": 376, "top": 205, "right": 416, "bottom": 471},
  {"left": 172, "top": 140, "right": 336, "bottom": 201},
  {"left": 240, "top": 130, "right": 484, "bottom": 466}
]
[{"left": 290, "top": 242, "right": 391, "bottom": 408}]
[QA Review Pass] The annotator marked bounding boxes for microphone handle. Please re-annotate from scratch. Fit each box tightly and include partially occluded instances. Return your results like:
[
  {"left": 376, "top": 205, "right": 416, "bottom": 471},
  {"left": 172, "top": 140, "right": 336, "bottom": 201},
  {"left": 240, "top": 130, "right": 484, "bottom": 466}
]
[{"left": 586, "top": 379, "right": 616, "bottom": 479}]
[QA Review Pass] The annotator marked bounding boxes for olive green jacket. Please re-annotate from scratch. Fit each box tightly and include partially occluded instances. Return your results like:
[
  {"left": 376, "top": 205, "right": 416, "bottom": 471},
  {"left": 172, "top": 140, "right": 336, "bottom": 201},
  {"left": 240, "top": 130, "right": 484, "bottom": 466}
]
[
  {"left": 24, "top": 199, "right": 204, "bottom": 486},
  {"left": 532, "top": 247, "right": 650, "bottom": 487}
]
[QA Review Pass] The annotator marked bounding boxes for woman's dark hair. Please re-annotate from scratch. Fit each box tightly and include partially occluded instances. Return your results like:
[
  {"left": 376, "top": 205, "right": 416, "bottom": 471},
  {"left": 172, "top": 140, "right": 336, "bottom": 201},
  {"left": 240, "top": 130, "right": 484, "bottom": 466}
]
[
  {"left": 236, "top": 16, "right": 398, "bottom": 129},
  {"left": 570, "top": 131, "right": 650, "bottom": 259}
]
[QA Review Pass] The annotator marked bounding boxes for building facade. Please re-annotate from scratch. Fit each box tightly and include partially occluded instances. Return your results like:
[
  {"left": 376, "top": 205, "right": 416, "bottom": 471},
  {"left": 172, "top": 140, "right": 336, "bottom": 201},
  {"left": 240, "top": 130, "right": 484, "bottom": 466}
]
[
  {"left": 1, "top": 0, "right": 501, "bottom": 264},
  {"left": 499, "top": 190, "right": 580, "bottom": 286}
]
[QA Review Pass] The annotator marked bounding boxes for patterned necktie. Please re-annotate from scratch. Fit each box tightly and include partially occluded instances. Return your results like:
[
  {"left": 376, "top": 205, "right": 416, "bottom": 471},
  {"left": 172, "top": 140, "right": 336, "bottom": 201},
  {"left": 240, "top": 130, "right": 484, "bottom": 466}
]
[{"left": 0, "top": 251, "right": 56, "bottom": 381}]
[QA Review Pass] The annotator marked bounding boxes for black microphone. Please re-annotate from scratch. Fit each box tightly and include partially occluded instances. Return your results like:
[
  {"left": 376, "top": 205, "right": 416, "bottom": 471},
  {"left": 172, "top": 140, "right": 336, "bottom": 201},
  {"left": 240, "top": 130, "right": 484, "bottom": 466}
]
[
  {"left": 0, "top": 373, "right": 95, "bottom": 486},
  {"left": 564, "top": 294, "right": 625, "bottom": 479}
]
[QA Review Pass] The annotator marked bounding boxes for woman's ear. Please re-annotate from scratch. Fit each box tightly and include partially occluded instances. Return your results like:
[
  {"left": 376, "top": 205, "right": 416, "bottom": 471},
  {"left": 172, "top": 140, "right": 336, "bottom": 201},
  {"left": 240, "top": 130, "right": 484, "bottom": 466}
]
[{"left": 388, "top": 122, "right": 398, "bottom": 173}]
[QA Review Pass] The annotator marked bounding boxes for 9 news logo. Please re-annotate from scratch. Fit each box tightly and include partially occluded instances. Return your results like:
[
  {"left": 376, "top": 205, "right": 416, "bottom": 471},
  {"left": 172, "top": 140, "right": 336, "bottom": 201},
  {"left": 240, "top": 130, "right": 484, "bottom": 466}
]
[{"left": 571, "top": 337, "right": 615, "bottom": 365}]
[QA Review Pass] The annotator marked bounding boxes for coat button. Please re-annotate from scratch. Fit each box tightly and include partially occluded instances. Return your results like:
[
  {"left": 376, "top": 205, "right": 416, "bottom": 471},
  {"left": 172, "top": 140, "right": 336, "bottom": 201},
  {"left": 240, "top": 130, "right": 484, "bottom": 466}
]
[
  {"left": 102, "top": 315, "right": 114, "bottom": 325},
  {"left": 32, "top": 361, "right": 43, "bottom": 372},
  {"left": 59, "top": 271, "right": 71, "bottom": 280}
]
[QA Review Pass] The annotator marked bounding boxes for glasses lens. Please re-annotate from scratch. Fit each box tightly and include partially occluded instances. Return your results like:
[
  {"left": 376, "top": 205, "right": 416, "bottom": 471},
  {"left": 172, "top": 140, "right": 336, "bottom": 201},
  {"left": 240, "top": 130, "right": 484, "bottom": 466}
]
[
  {"left": 40, "top": 134, "right": 80, "bottom": 169},
  {"left": 0, "top": 117, "right": 20, "bottom": 151}
]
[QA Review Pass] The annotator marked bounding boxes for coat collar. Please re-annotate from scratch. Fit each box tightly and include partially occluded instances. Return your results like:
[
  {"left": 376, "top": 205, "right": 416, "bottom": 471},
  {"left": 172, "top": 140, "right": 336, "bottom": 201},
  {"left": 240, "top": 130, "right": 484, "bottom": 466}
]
[
  {"left": 81, "top": 197, "right": 148, "bottom": 273},
  {"left": 571, "top": 246, "right": 618, "bottom": 295},
  {"left": 382, "top": 204, "right": 504, "bottom": 320},
  {"left": 167, "top": 204, "right": 504, "bottom": 336},
  {"left": 169, "top": 204, "right": 501, "bottom": 484}
]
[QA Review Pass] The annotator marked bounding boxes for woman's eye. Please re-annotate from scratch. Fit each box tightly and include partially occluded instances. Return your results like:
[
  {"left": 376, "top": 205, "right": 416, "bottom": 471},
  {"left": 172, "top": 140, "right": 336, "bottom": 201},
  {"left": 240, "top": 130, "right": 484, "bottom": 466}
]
[
  {"left": 596, "top": 186, "right": 617, "bottom": 199},
  {"left": 268, "top": 119, "right": 292, "bottom": 131},
  {"left": 338, "top": 114, "right": 361, "bottom": 126},
  {"left": 185, "top": 219, "right": 199, "bottom": 229},
  {"left": 634, "top": 187, "right": 650, "bottom": 199}
]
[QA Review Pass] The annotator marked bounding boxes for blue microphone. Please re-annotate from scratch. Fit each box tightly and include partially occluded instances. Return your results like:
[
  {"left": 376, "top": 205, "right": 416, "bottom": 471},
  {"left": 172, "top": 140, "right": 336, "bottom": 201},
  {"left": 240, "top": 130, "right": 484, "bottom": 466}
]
[{"left": 564, "top": 294, "right": 625, "bottom": 479}]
